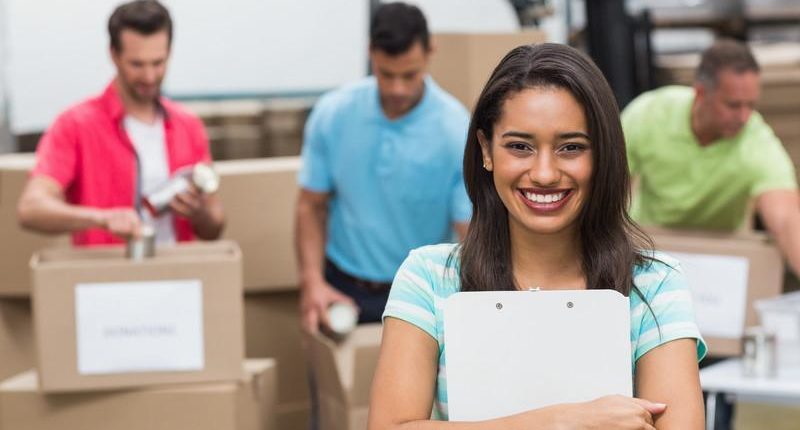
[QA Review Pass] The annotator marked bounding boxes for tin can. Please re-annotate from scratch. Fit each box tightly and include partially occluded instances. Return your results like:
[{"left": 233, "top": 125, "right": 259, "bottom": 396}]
[
  {"left": 125, "top": 224, "right": 156, "bottom": 260},
  {"left": 742, "top": 326, "right": 777, "bottom": 378},
  {"left": 326, "top": 303, "right": 359, "bottom": 338},
  {"left": 143, "top": 164, "right": 220, "bottom": 216}
]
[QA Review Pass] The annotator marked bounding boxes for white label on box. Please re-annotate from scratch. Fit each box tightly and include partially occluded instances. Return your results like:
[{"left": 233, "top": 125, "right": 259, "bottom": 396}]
[
  {"left": 75, "top": 279, "right": 204, "bottom": 375},
  {"left": 671, "top": 252, "right": 749, "bottom": 339}
]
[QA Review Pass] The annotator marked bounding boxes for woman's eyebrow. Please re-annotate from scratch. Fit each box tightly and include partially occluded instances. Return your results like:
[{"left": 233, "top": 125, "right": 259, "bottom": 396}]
[
  {"left": 500, "top": 130, "right": 590, "bottom": 140},
  {"left": 558, "top": 131, "right": 590, "bottom": 140},
  {"left": 500, "top": 131, "right": 533, "bottom": 139}
]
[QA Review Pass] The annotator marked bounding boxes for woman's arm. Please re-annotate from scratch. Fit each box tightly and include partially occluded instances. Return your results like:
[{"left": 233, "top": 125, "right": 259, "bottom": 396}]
[
  {"left": 368, "top": 318, "right": 666, "bottom": 430},
  {"left": 635, "top": 338, "right": 705, "bottom": 430}
]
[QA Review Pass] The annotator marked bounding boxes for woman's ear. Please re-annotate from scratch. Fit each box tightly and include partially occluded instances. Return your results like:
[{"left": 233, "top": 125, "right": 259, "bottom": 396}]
[{"left": 477, "top": 130, "right": 493, "bottom": 172}]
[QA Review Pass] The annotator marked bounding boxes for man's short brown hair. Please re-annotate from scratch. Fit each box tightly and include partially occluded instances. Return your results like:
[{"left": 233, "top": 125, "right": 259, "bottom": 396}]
[
  {"left": 695, "top": 38, "right": 760, "bottom": 88},
  {"left": 108, "top": 0, "right": 172, "bottom": 52}
]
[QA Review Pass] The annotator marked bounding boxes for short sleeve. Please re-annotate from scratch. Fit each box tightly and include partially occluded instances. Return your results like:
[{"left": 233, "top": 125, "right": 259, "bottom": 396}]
[
  {"left": 449, "top": 172, "right": 471, "bottom": 224},
  {"left": 633, "top": 260, "right": 708, "bottom": 364},
  {"left": 383, "top": 250, "right": 438, "bottom": 341},
  {"left": 749, "top": 123, "right": 798, "bottom": 197},
  {"left": 297, "top": 103, "right": 333, "bottom": 192},
  {"left": 31, "top": 113, "right": 79, "bottom": 189}
]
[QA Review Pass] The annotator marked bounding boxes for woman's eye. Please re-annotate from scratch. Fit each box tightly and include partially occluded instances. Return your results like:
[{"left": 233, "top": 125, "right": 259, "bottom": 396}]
[
  {"left": 506, "top": 142, "right": 530, "bottom": 151},
  {"left": 560, "top": 143, "right": 585, "bottom": 153}
]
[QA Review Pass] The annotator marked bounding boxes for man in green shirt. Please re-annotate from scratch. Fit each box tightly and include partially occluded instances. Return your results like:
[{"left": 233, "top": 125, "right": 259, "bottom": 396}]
[{"left": 623, "top": 39, "right": 800, "bottom": 275}]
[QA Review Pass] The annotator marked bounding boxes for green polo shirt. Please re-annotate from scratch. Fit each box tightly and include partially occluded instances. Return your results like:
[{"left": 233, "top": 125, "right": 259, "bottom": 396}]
[{"left": 622, "top": 85, "right": 797, "bottom": 231}]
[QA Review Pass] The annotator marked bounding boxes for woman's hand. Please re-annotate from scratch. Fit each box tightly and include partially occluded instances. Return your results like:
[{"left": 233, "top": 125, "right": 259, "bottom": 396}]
[{"left": 553, "top": 395, "right": 666, "bottom": 430}]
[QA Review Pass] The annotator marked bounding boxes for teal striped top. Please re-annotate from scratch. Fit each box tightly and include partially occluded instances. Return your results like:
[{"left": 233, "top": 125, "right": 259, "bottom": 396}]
[{"left": 383, "top": 243, "right": 708, "bottom": 421}]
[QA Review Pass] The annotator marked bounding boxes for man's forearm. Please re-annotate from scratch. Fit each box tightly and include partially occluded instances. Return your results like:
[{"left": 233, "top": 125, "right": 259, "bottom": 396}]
[
  {"left": 18, "top": 193, "right": 102, "bottom": 234},
  {"left": 295, "top": 199, "right": 328, "bottom": 288}
]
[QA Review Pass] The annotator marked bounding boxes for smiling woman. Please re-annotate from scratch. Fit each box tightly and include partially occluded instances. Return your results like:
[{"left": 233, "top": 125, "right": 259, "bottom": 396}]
[{"left": 369, "top": 43, "right": 708, "bottom": 430}]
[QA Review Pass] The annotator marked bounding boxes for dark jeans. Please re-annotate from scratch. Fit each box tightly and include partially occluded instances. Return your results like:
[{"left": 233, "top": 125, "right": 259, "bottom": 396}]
[{"left": 324, "top": 260, "right": 391, "bottom": 323}]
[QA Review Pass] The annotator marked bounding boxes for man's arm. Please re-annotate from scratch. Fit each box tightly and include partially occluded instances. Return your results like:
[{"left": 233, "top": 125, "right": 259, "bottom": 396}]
[
  {"left": 756, "top": 189, "right": 800, "bottom": 276},
  {"left": 295, "top": 189, "right": 354, "bottom": 333},
  {"left": 17, "top": 175, "right": 141, "bottom": 238}
]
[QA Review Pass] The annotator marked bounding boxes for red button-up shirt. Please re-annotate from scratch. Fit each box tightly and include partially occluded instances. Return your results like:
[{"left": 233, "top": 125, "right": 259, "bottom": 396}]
[{"left": 32, "top": 80, "right": 211, "bottom": 246}]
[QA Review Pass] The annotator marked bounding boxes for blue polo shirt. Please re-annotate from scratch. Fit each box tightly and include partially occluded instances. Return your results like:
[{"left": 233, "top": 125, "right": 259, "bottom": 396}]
[{"left": 299, "top": 76, "right": 470, "bottom": 282}]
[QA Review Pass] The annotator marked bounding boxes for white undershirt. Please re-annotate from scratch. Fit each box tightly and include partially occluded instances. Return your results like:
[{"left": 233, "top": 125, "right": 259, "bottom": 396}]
[{"left": 124, "top": 114, "right": 176, "bottom": 245}]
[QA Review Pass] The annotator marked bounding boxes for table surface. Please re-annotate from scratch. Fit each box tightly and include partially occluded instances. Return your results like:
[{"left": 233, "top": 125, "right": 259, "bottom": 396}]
[{"left": 700, "top": 359, "right": 800, "bottom": 403}]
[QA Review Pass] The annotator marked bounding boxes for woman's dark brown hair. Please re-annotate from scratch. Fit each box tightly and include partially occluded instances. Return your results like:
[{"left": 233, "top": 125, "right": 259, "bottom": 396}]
[{"left": 455, "top": 43, "right": 654, "bottom": 297}]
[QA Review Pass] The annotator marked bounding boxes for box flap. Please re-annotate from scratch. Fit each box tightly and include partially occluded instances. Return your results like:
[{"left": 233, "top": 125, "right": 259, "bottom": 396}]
[{"left": 31, "top": 240, "right": 241, "bottom": 270}]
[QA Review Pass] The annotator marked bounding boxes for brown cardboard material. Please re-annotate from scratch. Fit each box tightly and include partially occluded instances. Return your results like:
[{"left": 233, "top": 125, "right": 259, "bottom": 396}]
[
  {"left": 428, "top": 31, "right": 547, "bottom": 110},
  {"left": 31, "top": 241, "right": 244, "bottom": 392},
  {"left": 734, "top": 402, "right": 800, "bottom": 430},
  {"left": 0, "top": 299, "right": 34, "bottom": 382},
  {"left": 646, "top": 228, "right": 784, "bottom": 356},
  {"left": 274, "top": 401, "right": 311, "bottom": 430},
  {"left": 216, "top": 158, "right": 301, "bottom": 292},
  {"left": 0, "top": 154, "right": 69, "bottom": 297},
  {"left": 0, "top": 359, "right": 276, "bottom": 430},
  {"left": 244, "top": 291, "right": 309, "bottom": 405},
  {"left": 306, "top": 324, "right": 382, "bottom": 430}
]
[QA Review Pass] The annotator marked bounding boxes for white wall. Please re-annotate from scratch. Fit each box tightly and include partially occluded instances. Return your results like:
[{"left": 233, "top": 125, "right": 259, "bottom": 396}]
[{"left": 5, "top": 0, "right": 370, "bottom": 134}]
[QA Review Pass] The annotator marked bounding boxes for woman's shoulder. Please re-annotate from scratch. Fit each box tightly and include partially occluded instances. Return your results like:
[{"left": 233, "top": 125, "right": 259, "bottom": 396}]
[
  {"left": 408, "top": 243, "right": 460, "bottom": 262},
  {"left": 397, "top": 243, "right": 461, "bottom": 292},
  {"left": 633, "top": 251, "right": 684, "bottom": 294}
]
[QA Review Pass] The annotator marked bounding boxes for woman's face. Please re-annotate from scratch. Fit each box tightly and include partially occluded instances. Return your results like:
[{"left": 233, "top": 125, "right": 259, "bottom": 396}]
[{"left": 479, "top": 86, "right": 593, "bottom": 237}]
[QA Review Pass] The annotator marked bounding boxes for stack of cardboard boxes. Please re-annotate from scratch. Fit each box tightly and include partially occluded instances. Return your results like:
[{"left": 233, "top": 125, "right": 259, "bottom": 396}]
[
  {"left": 0, "top": 239, "right": 278, "bottom": 429},
  {"left": 0, "top": 154, "right": 66, "bottom": 384},
  {"left": 0, "top": 154, "right": 282, "bottom": 429},
  {"left": 185, "top": 100, "right": 313, "bottom": 161},
  {"left": 215, "top": 157, "right": 312, "bottom": 429}
]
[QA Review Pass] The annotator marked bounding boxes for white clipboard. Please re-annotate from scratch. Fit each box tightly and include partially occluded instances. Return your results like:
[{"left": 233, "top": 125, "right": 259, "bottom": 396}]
[{"left": 444, "top": 290, "right": 633, "bottom": 421}]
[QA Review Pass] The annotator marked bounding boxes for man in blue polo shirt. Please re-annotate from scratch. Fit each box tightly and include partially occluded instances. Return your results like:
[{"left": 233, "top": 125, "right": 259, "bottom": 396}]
[{"left": 295, "top": 2, "right": 470, "bottom": 332}]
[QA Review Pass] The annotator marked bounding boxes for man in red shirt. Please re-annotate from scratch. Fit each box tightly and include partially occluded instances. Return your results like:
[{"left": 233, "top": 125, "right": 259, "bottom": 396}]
[{"left": 17, "top": 0, "right": 224, "bottom": 246}]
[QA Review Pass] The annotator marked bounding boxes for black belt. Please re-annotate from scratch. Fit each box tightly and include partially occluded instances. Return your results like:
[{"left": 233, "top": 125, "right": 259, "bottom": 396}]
[{"left": 326, "top": 260, "right": 392, "bottom": 293}]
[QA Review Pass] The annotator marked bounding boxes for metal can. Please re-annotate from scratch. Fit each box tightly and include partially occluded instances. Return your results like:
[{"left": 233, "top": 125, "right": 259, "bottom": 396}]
[
  {"left": 326, "top": 303, "right": 359, "bottom": 338},
  {"left": 125, "top": 224, "right": 156, "bottom": 260},
  {"left": 143, "top": 164, "right": 220, "bottom": 216},
  {"left": 742, "top": 326, "right": 777, "bottom": 378}
]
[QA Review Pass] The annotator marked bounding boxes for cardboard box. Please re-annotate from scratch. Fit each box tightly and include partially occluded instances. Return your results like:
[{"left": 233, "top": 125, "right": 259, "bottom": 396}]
[
  {"left": 306, "top": 324, "right": 382, "bottom": 430},
  {"left": 244, "top": 291, "right": 309, "bottom": 405},
  {"left": 0, "top": 359, "right": 276, "bottom": 430},
  {"left": 31, "top": 241, "right": 244, "bottom": 392},
  {"left": 216, "top": 158, "right": 301, "bottom": 292},
  {"left": 0, "top": 154, "right": 69, "bottom": 297},
  {"left": 647, "top": 228, "right": 784, "bottom": 356},
  {"left": 0, "top": 299, "right": 34, "bottom": 382},
  {"left": 428, "top": 31, "right": 547, "bottom": 111}
]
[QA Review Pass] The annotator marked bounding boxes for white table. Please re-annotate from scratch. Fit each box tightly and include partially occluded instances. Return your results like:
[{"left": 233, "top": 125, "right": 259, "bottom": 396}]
[{"left": 700, "top": 358, "right": 800, "bottom": 430}]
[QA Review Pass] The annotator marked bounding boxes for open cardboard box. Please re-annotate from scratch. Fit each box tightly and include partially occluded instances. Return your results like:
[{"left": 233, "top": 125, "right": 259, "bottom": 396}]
[
  {"left": 31, "top": 241, "right": 244, "bottom": 392},
  {"left": 646, "top": 227, "right": 784, "bottom": 356},
  {"left": 306, "top": 324, "right": 382, "bottom": 430}
]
